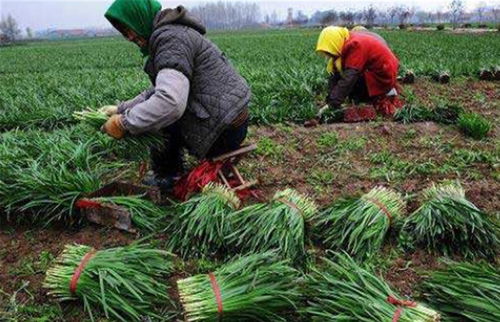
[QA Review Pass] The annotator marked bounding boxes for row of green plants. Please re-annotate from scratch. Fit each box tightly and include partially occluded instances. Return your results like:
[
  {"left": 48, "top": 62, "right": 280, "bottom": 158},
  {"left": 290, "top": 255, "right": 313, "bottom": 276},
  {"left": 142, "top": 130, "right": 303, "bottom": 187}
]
[
  {"left": 2, "top": 122, "right": 498, "bottom": 263},
  {"left": 1, "top": 30, "right": 498, "bottom": 130},
  {"left": 394, "top": 98, "right": 492, "bottom": 140},
  {"left": 42, "top": 242, "right": 498, "bottom": 321},
  {"left": 158, "top": 182, "right": 499, "bottom": 263},
  {"left": 2, "top": 30, "right": 498, "bottom": 77},
  {"left": 4, "top": 176, "right": 497, "bottom": 320},
  {"left": 0, "top": 120, "right": 161, "bottom": 222}
]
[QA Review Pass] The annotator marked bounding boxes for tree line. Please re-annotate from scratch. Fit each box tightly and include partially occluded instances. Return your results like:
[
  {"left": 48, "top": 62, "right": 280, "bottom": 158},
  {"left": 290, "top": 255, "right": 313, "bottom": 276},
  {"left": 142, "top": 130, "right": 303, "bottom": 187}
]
[
  {"left": 283, "top": 1, "right": 499, "bottom": 28},
  {"left": 190, "top": 1, "right": 261, "bottom": 30},
  {"left": 1, "top": 0, "right": 499, "bottom": 44}
]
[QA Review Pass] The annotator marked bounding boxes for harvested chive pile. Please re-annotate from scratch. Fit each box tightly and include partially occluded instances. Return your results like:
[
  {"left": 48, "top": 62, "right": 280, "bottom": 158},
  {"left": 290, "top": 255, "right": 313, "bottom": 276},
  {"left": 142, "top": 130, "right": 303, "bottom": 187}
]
[
  {"left": 305, "top": 252, "right": 440, "bottom": 322},
  {"left": 177, "top": 251, "right": 300, "bottom": 321},
  {"left": 314, "top": 186, "right": 405, "bottom": 260},
  {"left": 422, "top": 261, "right": 500, "bottom": 322},
  {"left": 165, "top": 183, "right": 241, "bottom": 259},
  {"left": 400, "top": 182, "right": 499, "bottom": 259},
  {"left": 73, "top": 108, "right": 109, "bottom": 128},
  {"left": 227, "top": 188, "right": 318, "bottom": 264},
  {"left": 92, "top": 195, "right": 165, "bottom": 231},
  {"left": 44, "top": 243, "right": 173, "bottom": 321}
]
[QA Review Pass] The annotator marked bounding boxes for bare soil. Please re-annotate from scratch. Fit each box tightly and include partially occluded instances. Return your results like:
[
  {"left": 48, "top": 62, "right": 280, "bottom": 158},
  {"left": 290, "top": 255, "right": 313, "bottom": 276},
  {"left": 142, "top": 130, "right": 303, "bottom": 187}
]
[{"left": 1, "top": 79, "right": 498, "bottom": 318}]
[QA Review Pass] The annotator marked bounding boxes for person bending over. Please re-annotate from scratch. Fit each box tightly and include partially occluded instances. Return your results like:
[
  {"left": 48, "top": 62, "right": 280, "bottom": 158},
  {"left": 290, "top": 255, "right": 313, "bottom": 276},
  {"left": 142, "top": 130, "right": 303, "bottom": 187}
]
[
  {"left": 316, "top": 26, "right": 402, "bottom": 121},
  {"left": 100, "top": 0, "right": 251, "bottom": 191}
]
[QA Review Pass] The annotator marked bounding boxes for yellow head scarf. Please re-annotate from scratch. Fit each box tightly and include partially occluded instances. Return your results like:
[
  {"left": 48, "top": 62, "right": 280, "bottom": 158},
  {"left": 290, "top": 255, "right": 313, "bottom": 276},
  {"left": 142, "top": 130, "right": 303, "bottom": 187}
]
[{"left": 315, "top": 26, "right": 350, "bottom": 74}]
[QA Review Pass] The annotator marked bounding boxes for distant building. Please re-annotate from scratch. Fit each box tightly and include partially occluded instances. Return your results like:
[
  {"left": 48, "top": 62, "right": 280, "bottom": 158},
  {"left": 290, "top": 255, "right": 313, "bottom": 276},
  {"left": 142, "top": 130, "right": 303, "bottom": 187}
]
[{"left": 35, "top": 28, "right": 118, "bottom": 39}]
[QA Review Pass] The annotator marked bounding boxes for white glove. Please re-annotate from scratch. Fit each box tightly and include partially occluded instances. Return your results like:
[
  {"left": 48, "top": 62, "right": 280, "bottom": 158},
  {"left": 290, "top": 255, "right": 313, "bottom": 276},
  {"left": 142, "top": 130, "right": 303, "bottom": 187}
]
[{"left": 98, "top": 105, "right": 118, "bottom": 116}]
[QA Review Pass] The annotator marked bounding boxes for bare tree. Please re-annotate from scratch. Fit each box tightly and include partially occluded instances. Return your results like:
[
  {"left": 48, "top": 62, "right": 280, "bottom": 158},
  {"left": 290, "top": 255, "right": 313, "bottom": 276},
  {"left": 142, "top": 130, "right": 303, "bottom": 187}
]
[
  {"left": 377, "top": 11, "right": 388, "bottom": 24},
  {"left": 26, "top": 27, "right": 33, "bottom": 39},
  {"left": 397, "top": 6, "right": 412, "bottom": 25},
  {"left": 270, "top": 10, "right": 279, "bottom": 25},
  {"left": 363, "top": 5, "right": 377, "bottom": 26},
  {"left": 449, "top": 0, "right": 464, "bottom": 28},
  {"left": 388, "top": 6, "right": 401, "bottom": 25},
  {"left": 427, "top": 12, "right": 435, "bottom": 23},
  {"left": 490, "top": 5, "right": 499, "bottom": 22},
  {"left": 0, "top": 15, "right": 21, "bottom": 43},
  {"left": 415, "top": 11, "right": 428, "bottom": 24},
  {"left": 436, "top": 10, "right": 443, "bottom": 23},
  {"left": 475, "top": 3, "right": 487, "bottom": 22},
  {"left": 294, "top": 10, "right": 309, "bottom": 25},
  {"left": 320, "top": 11, "right": 338, "bottom": 25},
  {"left": 190, "top": 2, "right": 261, "bottom": 30},
  {"left": 340, "top": 10, "right": 355, "bottom": 26}
]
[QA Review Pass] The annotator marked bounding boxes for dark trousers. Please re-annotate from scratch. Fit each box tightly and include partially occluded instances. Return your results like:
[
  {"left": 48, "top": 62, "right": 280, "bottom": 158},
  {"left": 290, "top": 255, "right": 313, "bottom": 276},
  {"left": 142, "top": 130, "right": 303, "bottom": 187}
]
[
  {"left": 151, "top": 119, "right": 249, "bottom": 178},
  {"left": 329, "top": 72, "right": 371, "bottom": 104}
]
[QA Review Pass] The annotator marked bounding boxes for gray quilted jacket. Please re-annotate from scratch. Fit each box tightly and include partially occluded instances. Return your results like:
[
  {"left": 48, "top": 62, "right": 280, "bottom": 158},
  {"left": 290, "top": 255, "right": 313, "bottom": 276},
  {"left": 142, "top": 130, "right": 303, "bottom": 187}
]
[{"left": 143, "top": 6, "right": 251, "bottom": 158}]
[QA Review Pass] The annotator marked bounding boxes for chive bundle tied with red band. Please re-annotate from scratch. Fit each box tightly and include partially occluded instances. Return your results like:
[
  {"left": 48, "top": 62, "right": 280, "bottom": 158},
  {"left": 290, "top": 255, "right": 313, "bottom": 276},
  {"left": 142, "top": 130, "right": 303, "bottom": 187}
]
[
  {"left": 208, "top": 272, "right": 223, "bottom": 316},
  {"left": 177, "top": 251, "right": 300, "bottom": 322},
  {"left": 400, "top": 182, "right": 499, "bottom": 259},
  {"left": 165, "top": 183, "right": 241, "bottom": 259},
  {"left": 43, "top": 243, "right": 174, "bottom": 322},
  {"left": 305, "top": 252, "right": 440, "bottom": 321},
  {"left": 387, "top": 295, "right": 418, "bottom": 322},
  {"left": 313, "top": 186, "right": 405, "bottom": 261},
  {"left": 226, "top": 189, "right": 318, "bottom": 264},
  {"left": 69, "top": 249, "right": 96, "bottom": 295}
]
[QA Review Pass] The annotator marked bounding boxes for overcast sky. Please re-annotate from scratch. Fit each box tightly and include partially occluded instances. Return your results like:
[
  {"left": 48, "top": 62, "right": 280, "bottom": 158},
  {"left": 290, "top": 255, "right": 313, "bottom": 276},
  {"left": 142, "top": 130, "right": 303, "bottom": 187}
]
[{"left": 0, "top": 0, "right": 497, "bottom": 31}]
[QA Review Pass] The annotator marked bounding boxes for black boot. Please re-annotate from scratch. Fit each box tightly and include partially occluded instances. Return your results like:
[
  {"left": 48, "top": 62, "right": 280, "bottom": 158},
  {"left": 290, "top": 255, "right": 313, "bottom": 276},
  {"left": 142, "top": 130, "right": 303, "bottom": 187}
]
[{"left": 142, "top": 175, "right": 178, "bottom": 194}]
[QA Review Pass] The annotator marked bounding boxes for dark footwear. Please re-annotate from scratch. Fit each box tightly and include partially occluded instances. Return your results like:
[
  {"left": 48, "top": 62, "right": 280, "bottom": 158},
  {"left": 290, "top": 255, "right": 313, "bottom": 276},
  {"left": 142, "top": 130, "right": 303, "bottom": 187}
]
[{"left": 142, "top": 175, "right": 177, "bottom": 194}]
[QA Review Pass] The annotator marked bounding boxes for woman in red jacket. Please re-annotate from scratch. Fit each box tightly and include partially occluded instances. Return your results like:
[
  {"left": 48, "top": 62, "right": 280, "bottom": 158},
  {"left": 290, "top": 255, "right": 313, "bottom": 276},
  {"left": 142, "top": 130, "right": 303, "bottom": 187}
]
[{"left": 316, "top": 26, "right": 403, "bottom": 120}]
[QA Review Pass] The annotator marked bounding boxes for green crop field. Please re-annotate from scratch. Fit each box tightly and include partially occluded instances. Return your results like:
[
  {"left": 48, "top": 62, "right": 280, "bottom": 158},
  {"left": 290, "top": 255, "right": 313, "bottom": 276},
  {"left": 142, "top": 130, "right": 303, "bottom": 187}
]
[
  {"left": 1, "top": 29, "right": 499, "bottom": 321},
  {"left": 0, "top": 29, "right": 499, "bottom": 130}
]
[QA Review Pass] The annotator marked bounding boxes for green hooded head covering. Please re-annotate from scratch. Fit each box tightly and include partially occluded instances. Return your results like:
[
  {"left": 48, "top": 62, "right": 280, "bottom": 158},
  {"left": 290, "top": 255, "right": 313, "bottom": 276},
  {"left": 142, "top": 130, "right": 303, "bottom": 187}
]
[{"left": 105, "top": 0, "right": 162, "bottom": 56}]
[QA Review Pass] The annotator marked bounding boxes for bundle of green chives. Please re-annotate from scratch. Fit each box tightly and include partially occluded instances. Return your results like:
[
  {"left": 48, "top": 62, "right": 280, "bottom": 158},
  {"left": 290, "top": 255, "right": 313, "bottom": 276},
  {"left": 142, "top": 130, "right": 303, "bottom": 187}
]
[
  {"left": 73, "top": 108, "right": 164, "bottom": 160},
  {"left": 400, "top": 182, "right": 499, "bottom": 259},
  {"left": 227, "top": 189, "right": 318, "bottom": 264},
  {"left": 305, "top": 252, "right": 440, "bottom": 322},
  {"left": 422, "top": 261, "right": 499, "bottom": 322},
  {"left": 165, "top": 183, "right": 241, "bottom": 259},
  {"left": 90, "top": 195, "right": 165, "bottom": 231},
  {"left": 73, "top": 108, "right": 109, "bottom": 128},
  {"left": 313, "top": 186, "right": 405, "bottom": 260},
  {"left": 44, "top": 243, "right": 174, "bottom": 322},
  {"left": 177, "top": 251, "right": 300, "bottom": 321},
  {"left": 0, "top": 126, "right": 159, "bottom": 223}
]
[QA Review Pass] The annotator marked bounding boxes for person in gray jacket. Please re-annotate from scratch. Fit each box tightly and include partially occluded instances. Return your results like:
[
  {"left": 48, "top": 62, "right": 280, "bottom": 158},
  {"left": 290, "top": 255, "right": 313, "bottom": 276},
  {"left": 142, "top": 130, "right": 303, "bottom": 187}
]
[{"left": 101, "top": 0, "right": 251, "bottom": 191}]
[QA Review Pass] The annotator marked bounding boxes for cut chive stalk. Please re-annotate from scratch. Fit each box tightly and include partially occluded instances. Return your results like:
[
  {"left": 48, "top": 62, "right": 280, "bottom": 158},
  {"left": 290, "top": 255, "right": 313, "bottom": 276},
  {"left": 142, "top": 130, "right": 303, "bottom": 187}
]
[
  {"left": 305, "top": 252, "right": 440, "bottom": 321},
  {"left": 422, "top": 260, "right": 500, "bottom": 322},
  {"left": 400, "top": 182, "right": 499, "bottom": 259},
  {"left": 165, "top": 183, "right": 240, "bottom": 259},
  {"left": 227, "top": 188, "right": 318, "bottom": 264},
  {"left": 43, "top": 243, "right": 174, "bottom": 322},
  {"left": 177, "top": 251, "right": 300, "bottom": 321},
  {"left": 73, "top": 108, "right": 109, "bottom": 128},
  {"left": 314, "top": 186, "right": 405, "bottom": 260}
]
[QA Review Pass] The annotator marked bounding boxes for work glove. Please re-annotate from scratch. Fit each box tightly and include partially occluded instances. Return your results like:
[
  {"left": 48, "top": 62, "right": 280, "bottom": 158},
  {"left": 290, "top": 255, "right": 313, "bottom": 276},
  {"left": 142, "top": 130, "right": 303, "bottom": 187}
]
[
  {"left": 98, "top": 105, "right": 118, "bottom": 116},
  {"left": 101, "top": 115, "right": 126, "bottom": 139}
]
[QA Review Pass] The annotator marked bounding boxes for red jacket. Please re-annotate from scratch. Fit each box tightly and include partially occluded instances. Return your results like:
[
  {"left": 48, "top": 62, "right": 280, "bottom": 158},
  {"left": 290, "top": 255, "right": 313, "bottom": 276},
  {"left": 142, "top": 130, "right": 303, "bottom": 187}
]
[{"left": 342, "top": 32, "right": 399, "bottom": 97}]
